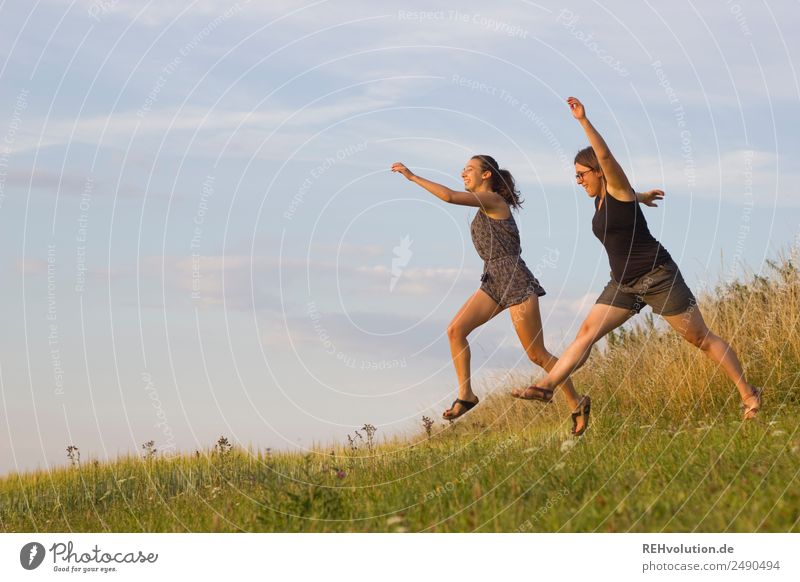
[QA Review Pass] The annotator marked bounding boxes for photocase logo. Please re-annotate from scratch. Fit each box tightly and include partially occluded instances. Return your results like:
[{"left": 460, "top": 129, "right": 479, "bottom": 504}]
[
  {"left": 390, "top": 235, "right": 413, "bottom": 291},
  {"left": 20, "top": 542, "right": 46, "bottom": 570}
]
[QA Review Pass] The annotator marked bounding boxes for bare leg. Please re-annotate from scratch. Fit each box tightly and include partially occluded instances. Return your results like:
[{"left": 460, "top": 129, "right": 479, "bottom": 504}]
[
  {"left": 536, "top": 303, "right": 633, "bottom": 390},
  {"left": 444, "top": 289, "right": 503, "bottom": 418},
  {"left": 507, "top": 295, "right": 581, "bottom": 410},
  {"left": 662, "top": 303, "right": 757, "bottom": 406}
]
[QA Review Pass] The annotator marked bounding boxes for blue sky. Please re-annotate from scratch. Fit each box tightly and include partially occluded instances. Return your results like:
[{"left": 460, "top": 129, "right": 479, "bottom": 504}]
[{"left": 1, "top": 0, "right": 798, "bottom": 475}]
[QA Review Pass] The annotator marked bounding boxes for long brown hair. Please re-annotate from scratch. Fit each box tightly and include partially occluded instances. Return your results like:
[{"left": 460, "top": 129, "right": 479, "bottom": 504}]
[{"left": 471, "top": 155, "right": 523, "bottom": 209}]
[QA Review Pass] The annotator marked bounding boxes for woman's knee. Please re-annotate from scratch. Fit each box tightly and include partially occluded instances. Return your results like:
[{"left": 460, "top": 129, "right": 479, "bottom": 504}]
[
  {"left": 689, "top": 331, "right": 719, "bottom": 352},
  {"left": 685, "top": 329, "right": 714, "bottom": 350},
  {"left": 575, "top": 323, "right": 600, "bottom": 346},
  {"left": 447, "top": 322, "right": 468, "bottom": 342}
]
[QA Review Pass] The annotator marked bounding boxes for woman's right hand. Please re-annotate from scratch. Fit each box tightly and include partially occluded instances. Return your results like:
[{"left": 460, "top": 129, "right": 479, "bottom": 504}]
[
  {"left": 391, "top": 162, "right": 415, "bottom": 180},
  {"left": 567, "top": 96, "right": 586, "bottom": 120}
]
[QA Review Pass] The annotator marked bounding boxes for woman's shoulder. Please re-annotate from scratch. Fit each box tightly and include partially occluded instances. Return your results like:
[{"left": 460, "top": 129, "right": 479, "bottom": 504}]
[{"left": 480, "top": 193, "right": 513, "bottom": 220}]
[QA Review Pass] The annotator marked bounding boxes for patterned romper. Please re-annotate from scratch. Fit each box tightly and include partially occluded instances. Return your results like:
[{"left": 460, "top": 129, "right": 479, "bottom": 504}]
[{"left": 470, "top": 209, "right": 545, "bottom": 309}]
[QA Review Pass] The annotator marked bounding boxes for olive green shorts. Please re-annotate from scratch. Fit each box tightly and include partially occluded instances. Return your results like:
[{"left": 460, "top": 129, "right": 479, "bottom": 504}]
[{"left": 596, "top": 259, "right": 695, "bottom": 316}]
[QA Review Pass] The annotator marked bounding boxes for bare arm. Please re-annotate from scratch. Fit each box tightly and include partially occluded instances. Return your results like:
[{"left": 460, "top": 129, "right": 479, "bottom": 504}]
[
  {"left": 567, "top": 97, "right": 634, "bottom": 200},
  {"left": 391, "top": 162, "right": 505, "bottom": 210},
  {"left": 635, "top": 189, "right": 665, "bottom": 207}
]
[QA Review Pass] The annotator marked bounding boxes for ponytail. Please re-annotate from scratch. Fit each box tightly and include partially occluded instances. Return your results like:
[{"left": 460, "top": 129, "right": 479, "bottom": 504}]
[{"left": 472, "top": 155, "right": 523, "bottom": 209}]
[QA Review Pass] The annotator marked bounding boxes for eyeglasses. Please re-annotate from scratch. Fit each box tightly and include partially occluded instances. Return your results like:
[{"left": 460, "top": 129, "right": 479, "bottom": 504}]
[{"left": 575, "top": 169, "right": 594, "bottom": 181}]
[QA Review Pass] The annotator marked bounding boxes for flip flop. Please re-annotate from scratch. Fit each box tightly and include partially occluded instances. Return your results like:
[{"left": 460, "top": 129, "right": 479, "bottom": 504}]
[
  {"left": 742, "top": 386, "right": 763, "bottom": 420},
  {"left": 511, "top": 385, "right": 554, "bottom": 402},
  {"left": 571, "top": 395, "right": 591, "bottom": 436},
  {"left": 443, "top": 397, "right": 479, "bottom": 420}
]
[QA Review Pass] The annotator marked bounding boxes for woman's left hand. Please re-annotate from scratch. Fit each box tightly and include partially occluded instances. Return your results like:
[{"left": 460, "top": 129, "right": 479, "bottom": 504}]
[
  {"left": 637, "top": 189, "right": 665, "bottom": 207},
  {"left": 391, "top": 162, "right": 415, "bottom": 180}
]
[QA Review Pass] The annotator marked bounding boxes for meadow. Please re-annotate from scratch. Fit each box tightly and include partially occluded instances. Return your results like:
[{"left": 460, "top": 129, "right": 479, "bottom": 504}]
[{"left": 2, "top": 256, "right": 799, "bottom": 532}]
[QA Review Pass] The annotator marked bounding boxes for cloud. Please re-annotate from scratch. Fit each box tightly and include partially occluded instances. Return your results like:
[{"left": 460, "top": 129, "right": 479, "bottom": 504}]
[
  {"left": 9, "top": 93, "right": 395, "bottom": 154},
  {"left": 2, "top": 168, "right": 90, "bottom": 192},
  {"left": 626, "top": 149, "right": 789, "bottom": 206},
  {"left": 139, "top": 253, "right": 260, "bottom": 310},
  {"left": 136, "top": 250, "right": 481, "bottom": 314},
  {"left": 355, "top": 264, "right": 480, "bottom": 296},
  {"left": 262, "top": 305, "right": 508, "bottom": 364},
  {"left": 16, "top": 258, "right": 48, "bottom": 275},
  {"left": 63, "top": 0, "right": 258, "bottom": 27},
  {"left": 311, "top": 241, "right": 384, "bottom": 258},
  {"left": 16, "top": 257, "right": 118, "bottom": 281}
]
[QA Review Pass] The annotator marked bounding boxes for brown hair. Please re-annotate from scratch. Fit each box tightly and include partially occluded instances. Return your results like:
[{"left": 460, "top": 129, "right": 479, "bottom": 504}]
[
  {"left": 574, "top": 146, "right": 600, "bottom": 172},
  {"left": 471, "top": 155, "right": 523, "bottom": 209}
]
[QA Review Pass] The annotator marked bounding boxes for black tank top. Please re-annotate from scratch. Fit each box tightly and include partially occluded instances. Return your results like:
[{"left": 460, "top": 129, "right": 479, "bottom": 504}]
[{"left": 592, "top": 192, "right": 671, "bottom": 284}]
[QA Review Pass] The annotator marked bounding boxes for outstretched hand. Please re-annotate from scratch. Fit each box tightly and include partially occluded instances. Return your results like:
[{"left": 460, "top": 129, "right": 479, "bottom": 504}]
[
  {"left": 638, "top": 189, "right": 665, "bottom": 207},
  {"left": 391, "top": 162, "right": 415, "bottom": 181},
  {"left": 567, "top": 96, "right": 585, "bottom": 120}
]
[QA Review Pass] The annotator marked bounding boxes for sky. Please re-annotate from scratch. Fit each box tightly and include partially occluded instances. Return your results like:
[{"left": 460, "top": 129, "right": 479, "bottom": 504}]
[{"left": 0, "top": 0, "right": 797, "bottom": 475}]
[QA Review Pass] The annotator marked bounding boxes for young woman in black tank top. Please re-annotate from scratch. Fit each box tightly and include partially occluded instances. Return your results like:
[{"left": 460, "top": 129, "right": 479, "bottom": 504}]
[
  {"left": 513, "top": 97, "right": 762, "bottom": 430},
  {"left": 391, "top": 156, "right": 585, "bottom": 420}
]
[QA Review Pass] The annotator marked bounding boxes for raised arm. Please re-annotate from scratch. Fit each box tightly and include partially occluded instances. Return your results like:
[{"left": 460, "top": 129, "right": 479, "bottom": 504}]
[
  {"left": 567, "top": 97, "right": 634, "bottom": 200},
  {"left": 391, "top": 162, "right": 505, "bottom": 211}
]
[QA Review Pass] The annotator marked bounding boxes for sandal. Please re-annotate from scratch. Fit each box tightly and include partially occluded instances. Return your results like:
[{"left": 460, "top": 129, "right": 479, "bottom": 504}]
[
  {"left": 511, "top": 385, "right": 554, "bottom": 403},
  {"left": 443, "top": 397, "right": 479, "bottom": 420},
  {"left": 571, "top": 395, "right": 591, "bottom": 436},
  {"left": 741, "top": 386, "right": 763, "bottom": 420}
]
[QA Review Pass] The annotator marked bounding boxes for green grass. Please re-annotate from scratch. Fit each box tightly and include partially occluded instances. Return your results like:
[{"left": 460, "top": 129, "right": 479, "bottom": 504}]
[{"left": 2, "top": 257, "right": 800, "bottom": 532}]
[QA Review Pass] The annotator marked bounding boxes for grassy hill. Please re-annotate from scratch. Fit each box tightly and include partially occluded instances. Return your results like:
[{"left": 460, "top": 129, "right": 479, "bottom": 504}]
[{"left": 2, "top": 257, "right": 799, "bottom": 532}]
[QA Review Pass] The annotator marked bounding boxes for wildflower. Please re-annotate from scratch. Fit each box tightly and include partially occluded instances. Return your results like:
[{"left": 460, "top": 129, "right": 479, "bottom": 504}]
[
  {"left": 336, "top": 470, "right": 347, "bottom": 479},
  {"left": 215, "top": 436, "right": 232, "bottom": 455},
  {"left": 66, "top": 445, "right": 80, "bottom": 467},
  {"left": 141, "top": 440, "right": 157, "bottom": 459},
  {"left": 362, "top": 424, "right": 377, "bottom": 451},
  {"left": 422, "top": 416, "right": 434, "bottom": 439}
]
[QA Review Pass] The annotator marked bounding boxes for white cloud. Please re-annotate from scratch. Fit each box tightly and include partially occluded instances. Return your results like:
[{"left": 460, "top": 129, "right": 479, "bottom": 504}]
[
  {"left": 9, "top": 93, "right": 394, "bottom": 154},
  {"left": 16, "top": 258, "right": 48, "bottom": 275},
  {"left": 626, "top": 149, "right": 788, "bottom": 206},
  {"left": 136, "top": 251, "right": 478, "bottom": 312},
  {"left": 356, "top": 264, "right": 480, "bottom": 296},
  {"left": 312, "top": 241, "right": 384, "bottom": 258},
  {"left": 63, "top": 0, "right": 257, "bottom": 27}
]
